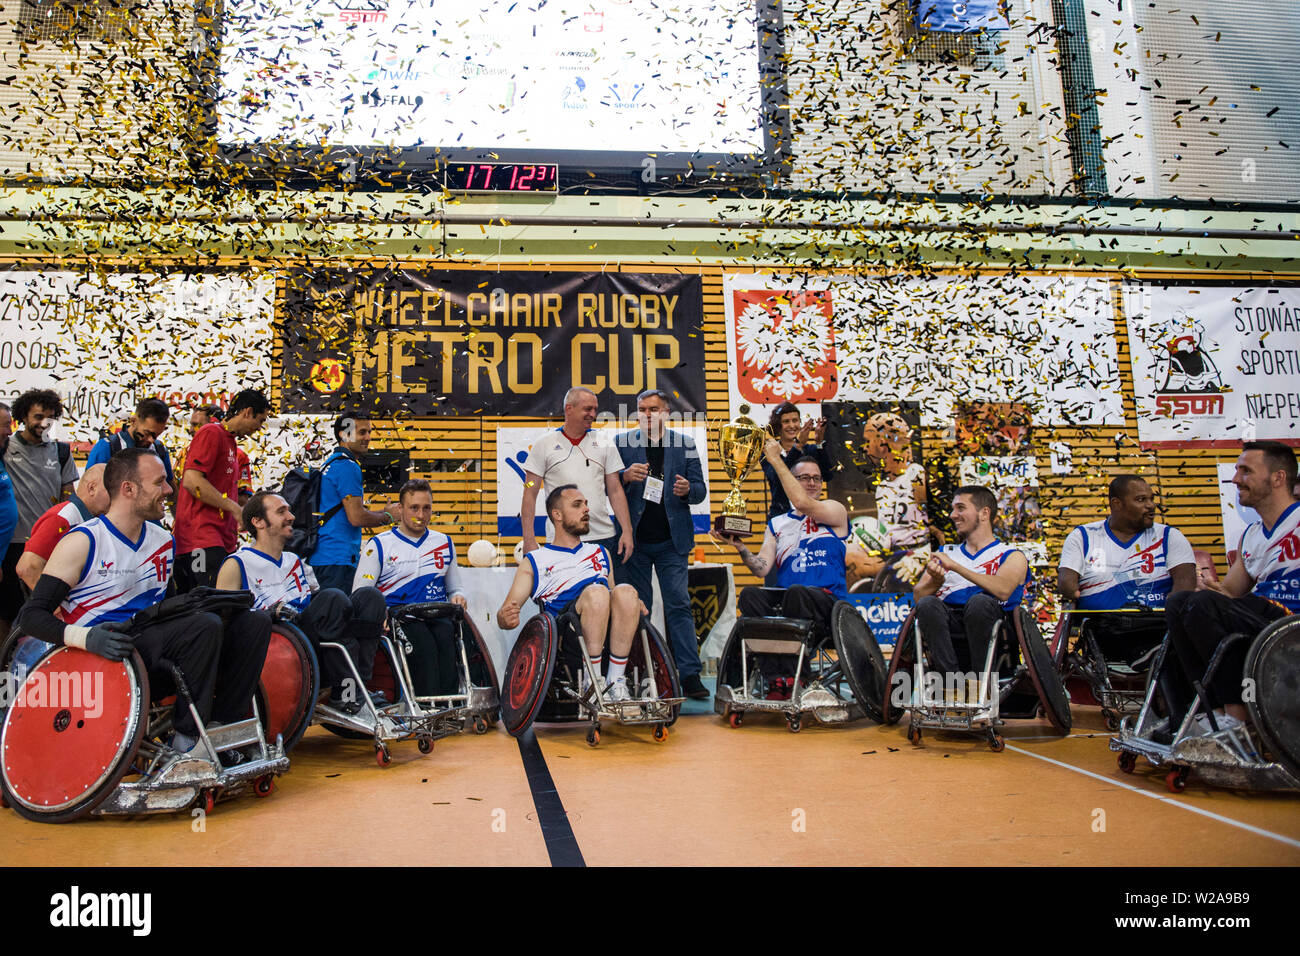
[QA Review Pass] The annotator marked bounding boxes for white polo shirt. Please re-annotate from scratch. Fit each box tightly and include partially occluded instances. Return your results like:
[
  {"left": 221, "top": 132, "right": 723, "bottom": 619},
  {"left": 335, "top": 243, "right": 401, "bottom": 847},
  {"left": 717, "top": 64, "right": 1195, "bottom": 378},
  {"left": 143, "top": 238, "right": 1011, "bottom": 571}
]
[{"left": 522, "top": 427, "right": 624, "bottom": 541}]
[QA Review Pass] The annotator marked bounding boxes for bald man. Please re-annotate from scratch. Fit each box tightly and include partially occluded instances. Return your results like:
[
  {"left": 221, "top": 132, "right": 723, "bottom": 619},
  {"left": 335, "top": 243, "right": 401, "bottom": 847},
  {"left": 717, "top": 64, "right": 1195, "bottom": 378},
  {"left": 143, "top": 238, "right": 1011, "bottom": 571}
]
[{"left": 17, "top": 463, "right": 110, "bottom": 591}]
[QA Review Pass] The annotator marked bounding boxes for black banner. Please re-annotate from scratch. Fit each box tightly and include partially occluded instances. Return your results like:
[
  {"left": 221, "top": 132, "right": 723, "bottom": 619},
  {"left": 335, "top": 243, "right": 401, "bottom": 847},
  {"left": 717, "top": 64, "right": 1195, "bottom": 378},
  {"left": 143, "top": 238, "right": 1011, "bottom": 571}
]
[{"left": 279, "top": 269, "right": 705, "bottom": 417}]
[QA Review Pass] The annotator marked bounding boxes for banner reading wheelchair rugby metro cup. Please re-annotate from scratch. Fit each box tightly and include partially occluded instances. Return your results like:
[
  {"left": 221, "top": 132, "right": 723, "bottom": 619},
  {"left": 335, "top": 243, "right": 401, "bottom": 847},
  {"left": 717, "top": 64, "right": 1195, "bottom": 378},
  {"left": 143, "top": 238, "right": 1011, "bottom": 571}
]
[
  {"left": 279, "top": 269, "right": 705, "bottom": 418},
  {"left": 0, "top": 270, "right": 273, "bottom": 445},
  {"left": 722, "top": 273, "right": 1123, "bottom": 429},
  {"left": 1124, "top": 283, "right": 1300, "bottom": 448}
]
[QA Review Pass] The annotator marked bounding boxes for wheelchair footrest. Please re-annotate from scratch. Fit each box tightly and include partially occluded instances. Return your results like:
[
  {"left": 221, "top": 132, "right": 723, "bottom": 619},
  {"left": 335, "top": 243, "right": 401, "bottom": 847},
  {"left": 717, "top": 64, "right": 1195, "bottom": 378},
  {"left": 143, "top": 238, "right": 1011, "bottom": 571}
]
[{"left": 202, "top": 717, "right": 266, "bottom": 755}]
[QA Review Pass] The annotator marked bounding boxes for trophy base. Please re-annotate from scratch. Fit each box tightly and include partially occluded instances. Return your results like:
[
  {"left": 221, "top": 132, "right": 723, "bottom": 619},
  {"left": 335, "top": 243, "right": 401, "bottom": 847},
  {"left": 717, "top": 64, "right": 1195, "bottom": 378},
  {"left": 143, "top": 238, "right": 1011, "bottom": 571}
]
[{"left": 713, "top": 513, "right": 754, "bottom": 538}]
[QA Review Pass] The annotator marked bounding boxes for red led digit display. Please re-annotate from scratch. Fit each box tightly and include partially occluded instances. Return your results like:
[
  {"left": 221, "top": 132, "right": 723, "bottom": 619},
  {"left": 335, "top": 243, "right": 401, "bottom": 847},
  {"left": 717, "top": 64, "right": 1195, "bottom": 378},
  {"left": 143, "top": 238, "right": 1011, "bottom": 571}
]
[{"left": 445, "top": 162, "right": 559, "bottom": 192}]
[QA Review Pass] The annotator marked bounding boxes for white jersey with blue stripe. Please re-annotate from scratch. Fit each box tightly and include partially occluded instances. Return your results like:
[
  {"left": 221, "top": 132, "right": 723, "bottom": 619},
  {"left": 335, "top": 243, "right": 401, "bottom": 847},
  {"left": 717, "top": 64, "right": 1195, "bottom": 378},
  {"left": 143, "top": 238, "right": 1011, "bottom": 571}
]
[
  {"left": 771, "top": 510, "right": 848, "bottom": 600},
  {"left": 527, "top": 542, "right": 610, "bottom": 612},
  {"left": 935, "top": 539, "right": 1026, "bottom": 611},
  {"left": 354, "top": 527, "right": 460, "bottom": 606},
  {"left": 61, "top": 516, "right": 174, "bottom": 625},
  {"left": 228, "top": 546, "right": 318, "bottom": 611},
  {"left": 1058, "top": 520, "right": 1195, "bottom": 611},
  {"left": 1239, "top": 502, "right": 1300, "bottom": 612}
]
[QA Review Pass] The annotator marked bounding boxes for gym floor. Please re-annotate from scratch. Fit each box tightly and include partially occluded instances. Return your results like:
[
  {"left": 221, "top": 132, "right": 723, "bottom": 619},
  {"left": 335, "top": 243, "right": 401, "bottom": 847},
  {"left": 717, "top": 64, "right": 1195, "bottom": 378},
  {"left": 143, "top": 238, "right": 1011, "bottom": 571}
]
[{"left": 4, "top": 692, "right": 1298, "bottom": 866}]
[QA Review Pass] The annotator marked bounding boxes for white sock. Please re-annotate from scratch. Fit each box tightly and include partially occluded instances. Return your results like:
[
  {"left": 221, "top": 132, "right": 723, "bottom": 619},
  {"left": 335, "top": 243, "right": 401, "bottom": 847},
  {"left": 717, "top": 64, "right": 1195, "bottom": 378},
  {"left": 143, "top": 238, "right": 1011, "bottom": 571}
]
[
  {"left": 607, "top": 655, "right": 628, "bottom": 683},
  {"left": 587, "top": 655, "right": 603, "bottom": 682}
]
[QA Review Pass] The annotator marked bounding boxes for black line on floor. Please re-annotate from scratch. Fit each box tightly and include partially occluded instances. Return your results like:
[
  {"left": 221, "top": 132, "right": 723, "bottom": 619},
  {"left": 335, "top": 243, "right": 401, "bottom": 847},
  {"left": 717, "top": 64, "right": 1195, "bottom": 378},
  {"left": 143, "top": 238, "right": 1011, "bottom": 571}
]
[{"left": 516, "top": 728, "right": 585, "bottom": 867}]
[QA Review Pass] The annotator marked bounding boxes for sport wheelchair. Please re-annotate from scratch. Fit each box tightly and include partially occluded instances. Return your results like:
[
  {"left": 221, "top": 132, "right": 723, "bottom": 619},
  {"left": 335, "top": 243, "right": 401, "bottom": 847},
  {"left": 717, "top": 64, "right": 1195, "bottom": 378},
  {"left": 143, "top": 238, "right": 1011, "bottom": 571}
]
[
  {"left": 300, "top": 602, "right": 501, "bottom": 766},
  {"left": 1, "top": 635, "right": 288, "bottom": 821},
  {"left": 714, "top": 599, "right": 887, "bottom": 732},
  {"left": 501, "top": 607, "right": 682, "bottom": 746},
  {"left": 1111, "top": 615, "right": 1300, "bottom": 793},
  {"left": 883, "top": 604, "right": 1072, "bottom": 750},
  {"left": 1049, "top": 606, "right": 1167, "bottom": 731}
]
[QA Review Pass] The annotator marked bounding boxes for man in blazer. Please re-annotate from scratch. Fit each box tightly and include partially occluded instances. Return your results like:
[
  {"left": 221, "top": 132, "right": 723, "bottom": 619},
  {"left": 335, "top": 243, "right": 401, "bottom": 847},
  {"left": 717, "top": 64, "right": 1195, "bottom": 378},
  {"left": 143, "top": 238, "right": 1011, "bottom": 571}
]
[{"left": 614, "top": 389, "right": 710, "bottom": 699}]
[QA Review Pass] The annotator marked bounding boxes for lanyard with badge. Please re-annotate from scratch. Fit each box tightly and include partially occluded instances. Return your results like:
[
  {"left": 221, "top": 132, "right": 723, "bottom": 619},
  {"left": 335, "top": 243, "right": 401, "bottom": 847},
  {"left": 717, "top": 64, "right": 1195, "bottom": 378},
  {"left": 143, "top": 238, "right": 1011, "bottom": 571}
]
[{"left": 643, "top": 440, "right": 665, "bottom": 504}]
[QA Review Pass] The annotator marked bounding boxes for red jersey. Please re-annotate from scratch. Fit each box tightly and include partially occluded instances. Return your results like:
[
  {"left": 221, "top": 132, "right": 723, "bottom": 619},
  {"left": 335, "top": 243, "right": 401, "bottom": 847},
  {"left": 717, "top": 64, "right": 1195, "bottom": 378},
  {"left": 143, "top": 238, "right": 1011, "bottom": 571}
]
[
  {"left": 24, "top": 497, "right": 93, "bottom": 561},
  {"left": 175, "top": 422, "right": 239, "bottom": 553}
]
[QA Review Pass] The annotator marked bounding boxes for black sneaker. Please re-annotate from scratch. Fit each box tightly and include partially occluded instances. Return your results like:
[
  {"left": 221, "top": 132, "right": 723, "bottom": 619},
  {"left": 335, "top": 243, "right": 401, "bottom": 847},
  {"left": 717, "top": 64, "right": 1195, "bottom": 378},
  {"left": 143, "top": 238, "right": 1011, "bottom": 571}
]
[
  {"left": 219, "top": 748, "right": 248, "bottom": 769},
  {"left": 328, "top": 693, "right": 365, "bottom": 715},
  {"left": 681, "top": 674, "right": 710, "bottom": 701}
]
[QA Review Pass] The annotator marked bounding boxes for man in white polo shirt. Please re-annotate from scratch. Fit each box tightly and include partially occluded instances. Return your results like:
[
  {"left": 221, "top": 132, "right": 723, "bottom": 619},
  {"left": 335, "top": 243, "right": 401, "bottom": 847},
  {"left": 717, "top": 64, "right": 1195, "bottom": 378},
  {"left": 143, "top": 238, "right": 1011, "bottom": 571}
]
[{"left": 519, "top": 387, "right": 634, "bottom": 563}]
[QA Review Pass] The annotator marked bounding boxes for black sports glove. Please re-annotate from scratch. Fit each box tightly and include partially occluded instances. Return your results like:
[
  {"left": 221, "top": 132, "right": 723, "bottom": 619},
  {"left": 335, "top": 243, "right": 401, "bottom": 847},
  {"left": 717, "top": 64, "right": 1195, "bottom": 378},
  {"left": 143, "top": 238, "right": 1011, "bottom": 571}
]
[{"left": 85, "top": 626, "right": 136, "bottom": 662}]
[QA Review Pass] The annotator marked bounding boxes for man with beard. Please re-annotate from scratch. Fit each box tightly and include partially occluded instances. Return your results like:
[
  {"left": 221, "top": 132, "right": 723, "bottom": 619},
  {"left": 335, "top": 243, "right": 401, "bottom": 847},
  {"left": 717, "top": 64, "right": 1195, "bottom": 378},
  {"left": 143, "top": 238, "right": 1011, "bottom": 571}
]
[
  {"left": 15, "top": 448, "right": 271, "bottom": 757},
  {"left": 1057, "top": 475, "right": 1196, "bottom": 668},
  {"left": 1, "top": 388, "right": 77, "bottom": 630},
  {"left": 216, "top": 490, "right": 387, "bottom": 714},
  {"left": 912, "top": 485, "right": 1029, "bottom": 686},
  {"left": 87, "top": 397, "right": 175, "bottom": 486},
  {"left": 498, "top": 484, "right": 643, "bottom": 702},
  {"left": 1163, "top": 442, "right": 1299, "bottom": 733}
]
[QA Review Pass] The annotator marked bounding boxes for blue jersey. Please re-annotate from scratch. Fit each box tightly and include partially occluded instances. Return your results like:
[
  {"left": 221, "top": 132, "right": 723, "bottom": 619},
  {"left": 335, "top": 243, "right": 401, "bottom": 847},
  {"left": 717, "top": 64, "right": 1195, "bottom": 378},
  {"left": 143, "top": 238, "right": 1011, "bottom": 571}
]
[
  {"left": 60, "top": 516, "right": 174, "bottom": 625},
  {"left": 0, "top": 459, "right": 16, "bottom": 549},
  {"left": 935, "top": 539, "right": 1026, "bottom": 611},
  {"left": 526, "top": 542, "right": 610, "bottom": 612},
  {"left": 770, "top": 510, "right": 848, "bottom": 600},
  {"left": 1058, "top": 520, "right": 1195, "bottom": 611}
]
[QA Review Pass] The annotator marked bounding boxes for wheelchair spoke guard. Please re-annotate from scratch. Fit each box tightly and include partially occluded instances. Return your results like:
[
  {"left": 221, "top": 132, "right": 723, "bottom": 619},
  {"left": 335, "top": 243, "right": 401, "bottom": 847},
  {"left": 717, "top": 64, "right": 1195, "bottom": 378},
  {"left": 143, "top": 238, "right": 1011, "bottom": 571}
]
[
  {"left": 1016, "top": 607, "right": 1072, "bottom": 734},
  {"left": 1, "top": 647, "right": 149, "bottom": 823},
  {"left": 1244, "top": 616, "right": 1300, "bottom": 778},
  {"left": 831, "top": 601, "right": 887, "bottom": 724},
  {"left": 881, "top": 609, "right": 917, "bottom": 726},
  {"left": 628, "top": 616, "right": 682, "bottom": 726},
  {"left": 259, "top": 623, "right": 321, "bottom": 754},
  {"left": 502, "top": 613, "right": 559, "bottom": 737}
]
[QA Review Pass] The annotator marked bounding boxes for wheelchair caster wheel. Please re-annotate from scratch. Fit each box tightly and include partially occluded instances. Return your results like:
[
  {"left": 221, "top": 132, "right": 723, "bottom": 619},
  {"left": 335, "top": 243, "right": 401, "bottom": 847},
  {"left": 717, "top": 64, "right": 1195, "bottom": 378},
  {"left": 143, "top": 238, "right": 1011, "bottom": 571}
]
[
  {"left": 253, "top": 775, "right": 275, "bottom": 797},
  {"left": 417, "top": 737, "right": 434, "bottom": 755},
  {"left": 727, "top": 712, "right": 743, "bottom": 729},
  {"left": 201, "top": 789, "right": 216, "bottom": 814},
  {"left": 787, "top": 717, "right": 802, "bottom": 733},
  {"left": 653, "top": 723, "right": 668, "bottom": 743},
  {"left": 1117, "top": 752, "right": 1137, "bottom": 774},
  {"left": 473, "top": 716, "right": 490, "bottom": 735},
  {"left": 586, "top": 727, "right": 600, "bottom": 747},
  {"left": 1104, "top": 710, "right": 1121, "bottom": 732},
  {"left": 907, "top": 720, "right": 921, "bottom": 744},
  {"left": 1165, "top": 768, "right": 1188, "bottom": 793},
  {"left": 376, "top": 745, "right": 392, "bottom": 767},
  {"left": 988, "top": 733, "right": 1005, "bottom": 753}
]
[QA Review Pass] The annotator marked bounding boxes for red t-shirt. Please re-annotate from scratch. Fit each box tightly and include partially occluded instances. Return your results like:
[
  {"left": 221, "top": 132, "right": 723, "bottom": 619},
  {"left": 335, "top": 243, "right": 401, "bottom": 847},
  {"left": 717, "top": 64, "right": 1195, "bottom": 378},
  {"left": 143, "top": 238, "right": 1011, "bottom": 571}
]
[
  {"left": 24, "top": 499, "right": 88, "bottom": 561},
  {"left": 175, "top": 422, "right": 239, "bottom": 553},
  {"left": 237, "top": 448, "right": 252, "bottom": 494}
]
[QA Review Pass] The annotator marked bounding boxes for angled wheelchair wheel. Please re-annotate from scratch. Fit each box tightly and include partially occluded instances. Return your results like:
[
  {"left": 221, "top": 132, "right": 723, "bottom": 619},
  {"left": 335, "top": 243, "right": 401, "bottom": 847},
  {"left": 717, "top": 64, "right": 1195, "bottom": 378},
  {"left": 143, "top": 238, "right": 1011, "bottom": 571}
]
[
  {"left": 830, "top": 601, "right": 887, "bottom": 723},
  {"left": 1015, "top": 607, "right": 1072, "bottom": 734},
  {"left": 881, "top": 610, "right": 917, "bottom": 726},
  {"left": 501, "top": 613, "right": 559, "bottom": 737},
  {"left": 1, "top": 647, "right": 149, "bottom": 823},
  {"left": 628, "top": 616, "right": 683, "bottom": 726},
  {"left": 258, "top": 623, "right": 320, "bottom": 754},
  {"left": 462, "top": 613, "right": 500, "bottom": 703},
  {"left": 1244, "top": 616, "right": 1300, "bottom": 778}
]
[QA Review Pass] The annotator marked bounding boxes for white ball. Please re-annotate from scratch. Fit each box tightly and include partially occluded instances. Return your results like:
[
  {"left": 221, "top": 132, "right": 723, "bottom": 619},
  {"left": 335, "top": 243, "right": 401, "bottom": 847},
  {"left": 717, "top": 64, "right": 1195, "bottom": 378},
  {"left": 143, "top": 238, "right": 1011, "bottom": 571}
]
[
  {"left": 468, "top": 539, "right": 497, "bottom": 567},
  {"left": 513, "top": 541, "right": 526, "bottom": 565}
]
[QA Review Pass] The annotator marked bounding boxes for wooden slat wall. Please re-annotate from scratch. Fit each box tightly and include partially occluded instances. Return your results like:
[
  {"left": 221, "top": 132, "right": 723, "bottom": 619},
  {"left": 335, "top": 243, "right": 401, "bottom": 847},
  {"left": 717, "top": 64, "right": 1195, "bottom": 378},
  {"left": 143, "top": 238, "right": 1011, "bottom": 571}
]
[{"left": 267, "top": 263, "right": 1298, "bottom": 584}]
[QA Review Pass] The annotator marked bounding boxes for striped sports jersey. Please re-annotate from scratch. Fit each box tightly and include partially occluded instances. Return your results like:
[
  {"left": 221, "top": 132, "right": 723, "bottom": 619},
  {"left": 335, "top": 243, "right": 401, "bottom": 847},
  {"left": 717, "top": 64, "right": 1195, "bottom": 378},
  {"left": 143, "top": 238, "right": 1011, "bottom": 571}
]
[
  {"left": 875, "top": 463, "right": 928, "bottom": 549},
  {"left": 1239, "top": 502, "right": 1300, "bottom": 612},
  {"left": 354, "top": 527, "right": 462, "bottom": 606},
  {"left": 770, "top": 510, "right": 849, "bottom": 600},
  {"left": 60, "top": 516, "right": 174, "bottom": 625},
  {"left": 935, "top": 539, "right": 1026, "bottom": 611},
  {"left": 1058, "top": 520, "right": 1195, "bottom": 611},
  {"left": 227, "top": 546, "right": 318, "bottom": 611},
  {"left": 526, "top": 542, "right": 610, "bottom": 612}
]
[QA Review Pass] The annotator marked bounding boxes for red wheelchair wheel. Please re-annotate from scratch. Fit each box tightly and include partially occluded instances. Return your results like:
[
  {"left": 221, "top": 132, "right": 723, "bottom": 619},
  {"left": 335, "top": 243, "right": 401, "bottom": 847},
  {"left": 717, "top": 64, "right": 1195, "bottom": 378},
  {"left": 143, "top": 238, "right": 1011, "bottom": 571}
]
[
  {"left": 257, "top": 624, "right": 320, "bottom": 753},
  {"left": 501, "top": 614, "right": 559, "bottom": 737},
  {"left": 627, "top": 616, "right": 682, "bottom": 726},
  {"left": 1, "top": 647, "right": 149, "bottom": 823}
]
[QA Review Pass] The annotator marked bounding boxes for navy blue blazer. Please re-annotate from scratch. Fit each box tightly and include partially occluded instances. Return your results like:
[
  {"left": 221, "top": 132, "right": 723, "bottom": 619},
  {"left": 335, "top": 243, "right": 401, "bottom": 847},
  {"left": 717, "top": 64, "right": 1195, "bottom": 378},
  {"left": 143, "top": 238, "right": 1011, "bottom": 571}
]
[{"left": 613, "top": 428, "right": 707, "bottom": 555}]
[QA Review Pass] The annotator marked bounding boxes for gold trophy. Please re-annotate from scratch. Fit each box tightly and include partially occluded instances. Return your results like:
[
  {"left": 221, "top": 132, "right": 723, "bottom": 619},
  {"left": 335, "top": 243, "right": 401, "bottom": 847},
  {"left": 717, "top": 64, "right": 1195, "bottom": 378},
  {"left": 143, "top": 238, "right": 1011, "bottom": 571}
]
[{"left": 713, "top": 416, "right": 770, "bottom": 537}]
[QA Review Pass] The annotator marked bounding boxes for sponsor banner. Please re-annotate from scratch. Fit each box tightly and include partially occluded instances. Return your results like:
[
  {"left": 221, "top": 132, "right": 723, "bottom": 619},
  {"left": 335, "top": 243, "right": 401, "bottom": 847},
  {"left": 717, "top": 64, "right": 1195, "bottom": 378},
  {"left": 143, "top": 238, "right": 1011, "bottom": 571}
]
[
  {"left": 687, "top": 564, "right": 732, "bottom": 649},
  {"left": 280, "top": 269, "right": 705, "bottom": 418},
  {"left": 495, "top": 425, "right": 711, "bottom": 537},
  {"left": 0, "top": 271, "right": 272, "bottom": 445},
  {"left": 723, "top": 273, "right": 1123, "bottom": 428},
  {"left": 845, "top": 592, "right": 914, "bottom": 648},
  {"left": 1125, "top": 283, "right": 1300, "bottom": 448}
]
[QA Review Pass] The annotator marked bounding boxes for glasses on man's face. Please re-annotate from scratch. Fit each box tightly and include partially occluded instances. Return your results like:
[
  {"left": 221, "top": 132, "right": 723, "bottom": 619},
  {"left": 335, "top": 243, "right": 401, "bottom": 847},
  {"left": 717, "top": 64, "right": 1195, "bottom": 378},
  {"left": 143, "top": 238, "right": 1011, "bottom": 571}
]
[{"left": 795, "top": 474, "right": 822, "bottom": 484}]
